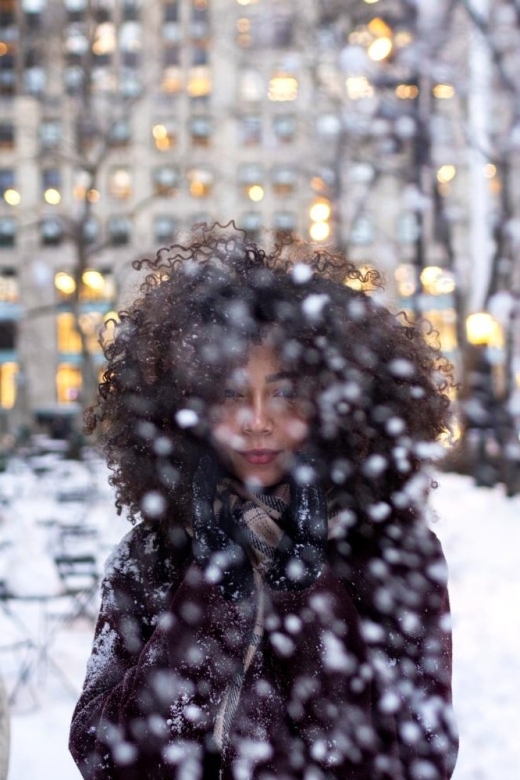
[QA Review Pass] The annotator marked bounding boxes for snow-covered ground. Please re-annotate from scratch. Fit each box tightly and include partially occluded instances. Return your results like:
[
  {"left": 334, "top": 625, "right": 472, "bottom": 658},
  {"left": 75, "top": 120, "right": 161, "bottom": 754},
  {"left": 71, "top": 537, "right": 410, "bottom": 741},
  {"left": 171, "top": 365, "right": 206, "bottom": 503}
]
[{"left": 1, "top": 463, "right": 519, "bottom": 779}]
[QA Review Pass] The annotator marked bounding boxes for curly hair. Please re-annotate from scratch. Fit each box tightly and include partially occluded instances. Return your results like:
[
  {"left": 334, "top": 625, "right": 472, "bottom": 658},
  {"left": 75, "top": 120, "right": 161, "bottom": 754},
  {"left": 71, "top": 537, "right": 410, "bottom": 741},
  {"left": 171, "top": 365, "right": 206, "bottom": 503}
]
[{"left": 86, "top": 222, "right": 453, "bottom": 529}]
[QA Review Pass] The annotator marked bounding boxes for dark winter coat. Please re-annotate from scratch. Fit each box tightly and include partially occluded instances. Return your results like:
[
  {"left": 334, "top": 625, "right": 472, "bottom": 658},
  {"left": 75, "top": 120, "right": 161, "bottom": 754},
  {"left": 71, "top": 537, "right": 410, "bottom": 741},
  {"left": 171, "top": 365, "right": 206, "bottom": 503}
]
[{"left": 69, "top": 515, "right": 458, "bottom": 780}]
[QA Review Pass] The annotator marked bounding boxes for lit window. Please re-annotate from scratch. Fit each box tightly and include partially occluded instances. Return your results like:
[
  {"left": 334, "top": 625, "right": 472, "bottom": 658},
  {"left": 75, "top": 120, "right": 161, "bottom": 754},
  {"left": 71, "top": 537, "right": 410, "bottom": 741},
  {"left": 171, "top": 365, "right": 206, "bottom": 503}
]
[
  {"left": 189, "top": 115, "right": 212, "bottom": 145},
  {"left": 238, "top": 69, "right": 264, "bottom": 102},
  {"left": 81, "top": 269, "right": 114, "bottom": 302},
  {"left": 55, "top": 272, "right": 77, "bottom": 298},
  {"left": 109, "top": 167, "right": 132, "bottom": 199},
  {"left": 239, "top": 115, "right": 262, "bottom": 146},
  {"left": 0, "top": 362, "right": 18, "bottom": 409},
  {"left": 272, "top": 114, "right": 296, "bottom": 143},
  {"left": 153, "top": 166, "right": 180, "bottom": 197},
  {"left": 187, "top": 167, "right": 213, "bottom": 198},
  {"left": 119, "top": 20, "right": 142, "bottom": 54},
  {"left": 271, "top": 166, "right": 297, "bottom": 195},
  {"left": 346, "top": 76, "right": 374, "bottom": 100},
  {"left": 0, "top": 217, "right": 16, "bottom": 248},
  {"left": 56, "top": 363, "right": 82, "bottom": 404},
  {"left": 108, "top": 216, "right": 132, "bottom": 246},
  {"left": 420, "top": 266, "right": 456, "bottom": 296},
  {"left": 350, "top": 214, "right": 374, "bottom": 245},
  {"left": 238, "top": 163, "right": 264, "bottom": 201},
  {"left": 162, "top": 66, "right": 183, "bottom": 93},
  {"left": 395, "top": 264, "right": 417, "bottom": 298},
  {"left": 41, "top": 217, "right": 64, "bottom": 247},
  {"left": 57, "top": 312, "right": 82, "bottom": 354},
  {"left": 154, "top": 215, "right": 177, "bottom": 245},
  {"left": 422, "top": 309, "right": 458, "bottom": 352},
  {"left": 268, "top": 73, "right": 298, "bottom": 102},
  {"left": 152, "top": 121, "right": 177, "bottom": 150},
  {"left": 0, "top": 271, "right": 18, "bottom": 302},
  {"left": 42, "top": 168, "right": 62, "bottom": 205},
  {"left": 0, "top": 169, "right": 16, "bottom": 199},
  {"left": 0, "top": 123, "right": 14, "bottom": 150},
  {"left": 187, "top": 65, "right": 212, "bottom": 97}
]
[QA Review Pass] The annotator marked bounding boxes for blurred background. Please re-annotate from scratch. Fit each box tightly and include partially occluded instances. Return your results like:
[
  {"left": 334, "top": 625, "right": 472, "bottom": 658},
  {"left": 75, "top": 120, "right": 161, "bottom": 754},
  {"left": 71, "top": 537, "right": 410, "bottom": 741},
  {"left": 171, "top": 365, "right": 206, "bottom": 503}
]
[{"left": 1, "top": 1, "right": 520, "bottom": 778}]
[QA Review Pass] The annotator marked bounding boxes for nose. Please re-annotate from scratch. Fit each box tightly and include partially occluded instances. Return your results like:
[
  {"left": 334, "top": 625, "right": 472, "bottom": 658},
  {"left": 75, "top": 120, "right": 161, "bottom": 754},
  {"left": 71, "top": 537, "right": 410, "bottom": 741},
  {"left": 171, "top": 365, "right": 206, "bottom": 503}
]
[{"left": 242, "top": 395, "right": 273, "bottom": 435}]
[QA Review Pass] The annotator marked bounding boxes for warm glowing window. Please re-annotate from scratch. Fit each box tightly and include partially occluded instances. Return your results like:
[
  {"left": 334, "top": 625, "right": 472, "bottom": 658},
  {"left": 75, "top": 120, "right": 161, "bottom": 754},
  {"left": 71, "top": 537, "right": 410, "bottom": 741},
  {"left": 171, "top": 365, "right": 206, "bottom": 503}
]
[
  {"left": 0, "top": 272, "right": 17, "bottom": 302},
  {"left": 422, "top": 309, "right": 458, "bottom": 352},
  {"left": 0, "top": 362, "right": 18, "bottom": 409},
  {"left": 238, "top": 164, "right": 264, "bottom": 201},
  {"left": 56, "top": 363, "right": 82, "bottom": 404},
  {"left": 187, "top": 167, "right": 213, "bottom": 198},
  {"left": 268, "top": 73, "right": 298, "bottom": 102},
  {"left": 109, "top": 167, "right": 132, "bottom": 199},
  {"left": 152, "top": 122, "right": 177, "bottom": 150},
  {"left": 187, "top": 65, "right": 212, "bottom": 97},
  {"left": 42, "top": 169, "right": 62, "bottom": 205},
  {"left": 162, "top": 66, "right": 183, "bottom": 93},
  {"left": 57, "top": 312, "right": 81, "bottom": 353}
]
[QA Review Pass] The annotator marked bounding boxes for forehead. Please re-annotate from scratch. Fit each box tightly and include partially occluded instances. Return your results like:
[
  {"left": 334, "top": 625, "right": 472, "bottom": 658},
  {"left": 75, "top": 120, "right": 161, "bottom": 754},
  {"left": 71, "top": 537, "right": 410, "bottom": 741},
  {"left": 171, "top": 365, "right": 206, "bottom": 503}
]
[{"left": 228, "top": 343, "right": 287, "bottom": 383}]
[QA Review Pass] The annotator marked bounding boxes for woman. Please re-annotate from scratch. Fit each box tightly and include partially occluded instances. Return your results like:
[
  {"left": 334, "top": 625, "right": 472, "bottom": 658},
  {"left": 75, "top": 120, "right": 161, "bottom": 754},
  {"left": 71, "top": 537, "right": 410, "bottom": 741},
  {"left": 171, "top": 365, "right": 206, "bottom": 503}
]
[{"left": 70, "top": 224, "right": 458, "bottom": 779}]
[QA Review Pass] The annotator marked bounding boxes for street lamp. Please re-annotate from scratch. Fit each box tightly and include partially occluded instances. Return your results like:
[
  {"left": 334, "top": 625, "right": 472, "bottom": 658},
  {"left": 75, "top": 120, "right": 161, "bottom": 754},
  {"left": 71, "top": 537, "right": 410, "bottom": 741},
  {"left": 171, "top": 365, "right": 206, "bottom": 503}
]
[{"left": 464, "top": 311, "right": 503, "bottom": 487}]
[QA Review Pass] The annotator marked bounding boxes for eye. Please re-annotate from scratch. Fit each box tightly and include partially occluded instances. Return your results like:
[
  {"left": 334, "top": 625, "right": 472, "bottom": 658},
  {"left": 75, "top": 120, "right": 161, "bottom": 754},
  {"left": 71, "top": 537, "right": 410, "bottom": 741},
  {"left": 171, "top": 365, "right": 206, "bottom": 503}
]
[
  {"left": 273, "top": 385, "right": 298, "bottom": 400},
  {"left": 223, "top": 388, "right": 244, "bottom": 399}
]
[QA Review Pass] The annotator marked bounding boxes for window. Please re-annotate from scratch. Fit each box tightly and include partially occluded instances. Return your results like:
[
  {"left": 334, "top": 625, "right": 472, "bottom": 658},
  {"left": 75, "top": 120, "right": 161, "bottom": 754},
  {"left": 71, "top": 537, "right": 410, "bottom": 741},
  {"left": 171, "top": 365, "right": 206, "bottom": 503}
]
[
  {"left": 0, "top": 362, "right": 18, "bottom": 409},
  {"left": 238, "top": 163, "right": 264, "bottom": 202},
  {"left": 187, "top": 65, "right": 211, "bottom": 97},
  {"left": 108, "top": 216, "right": 132, "bottom": 246},
  {"left": 268, "top": 72, "right": 298, "bottom": 102},
  {"left": 272, "top": 114, "right": 296, "bottom": 143},
  {"left": 0, "top": 217, "right": 16, "bottom": 248},
  {"left": 189, "top": 115, "right": 212, "bottom": 146},
  {"left": 108, "top": 118, "right": 131, "bottom": 147},
  {"left": 239, "top": 211, "right": 262, "bottom": 241},
  {"left": 187, "top": 167, "right": 213, "bottom": 198},
  {"left": 271, "top": 166, "right": 297, "bottom": 195},
  {"left": 152, "top": 121, "right": 177, "bottom": 150},
  {"left": 83, "top": 217, "right": 100, "bottom": 245},
  {"left": 273, "top": 211, "right": 296, "bottom": 235},
  {"left": 0, "top": 45, "right": 15, "bottom": 96},
  {"left": 164, "top": 1, "right": 179, "bottom": 23},
  {"left": 39, "top": 119, "right": 61, "bottom": 149},
  {"left": 0, "top": 123, "right": 14, "bottom": 150},
  {"left": 154, "top": 215, "right": 176, "bottom": 245},
  {"left": 239, "top": 115, "right": 261, "bottom": 146},
  {"left": 24, "top": 65, "right": 46, "bottom": 95},
  {"left": 81, "top": 269, "right": 114, "bottom": 302},
  {"left": 57, "top": 312, "right": 81, "bottom": 354},
  {"left": 109, "top": 167, "right": 132, "bottom": 199},
  {"left": 64, "top": 66, "right": 84, "bottom": 95},
  {"left": 41, "top": 217, "right": 64, "bottom": 246},
  {"left": 315, "top": 113, "right": 341, "bottom": 138},
  {"left": 238, "top": 69, "right": 264, "bottom": 103},
  {"left": 42, "top": 169, "right": 62, "bottom": 205},
  {"left": 0, "top": 169, "right": 15, "bottom": 197},
  {"left": 238, "top": 8, "right": 295, "bottom": 49},
  {"left": 56, "top": 363, "right": 82, "bottom": 404},
  {"left": 350, "top": 215, "right": 374, "bottom": 245},
  {"left": 0, "top": 321, "right": 15, "bottom": 350},
  {"left": 122, "top": 0, "right": 140, "bottom": 21},
  {"left": 0, "top": 271, "right": 18, "bottom": 302},
  {"left": 397, "top": 212, "right": 420, "bottom": 244},
  {"left": 153, "top": 165, "right": 180, "bottom": 197}
]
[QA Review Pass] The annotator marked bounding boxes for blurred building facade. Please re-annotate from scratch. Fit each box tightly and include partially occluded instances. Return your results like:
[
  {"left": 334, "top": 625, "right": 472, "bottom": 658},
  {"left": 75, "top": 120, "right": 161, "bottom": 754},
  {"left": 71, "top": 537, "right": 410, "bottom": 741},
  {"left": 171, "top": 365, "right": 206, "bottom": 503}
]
[{"left": 0, "top": 0, "right": 509, "bottom": 430}]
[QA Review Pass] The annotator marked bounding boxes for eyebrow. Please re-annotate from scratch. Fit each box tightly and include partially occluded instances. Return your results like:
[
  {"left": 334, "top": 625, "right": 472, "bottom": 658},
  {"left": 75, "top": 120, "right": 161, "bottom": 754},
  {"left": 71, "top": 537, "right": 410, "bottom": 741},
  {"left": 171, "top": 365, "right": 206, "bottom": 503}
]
[{"left": 265, "top": 371, "right": 296, "bottom": 384}]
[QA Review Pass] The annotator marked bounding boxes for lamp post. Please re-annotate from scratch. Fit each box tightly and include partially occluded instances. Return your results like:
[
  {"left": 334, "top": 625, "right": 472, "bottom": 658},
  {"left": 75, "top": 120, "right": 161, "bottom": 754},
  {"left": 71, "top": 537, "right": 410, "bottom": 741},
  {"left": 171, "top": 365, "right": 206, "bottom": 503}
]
[{"left": 464, "top": 311, "right": 504, "bottom": 487}]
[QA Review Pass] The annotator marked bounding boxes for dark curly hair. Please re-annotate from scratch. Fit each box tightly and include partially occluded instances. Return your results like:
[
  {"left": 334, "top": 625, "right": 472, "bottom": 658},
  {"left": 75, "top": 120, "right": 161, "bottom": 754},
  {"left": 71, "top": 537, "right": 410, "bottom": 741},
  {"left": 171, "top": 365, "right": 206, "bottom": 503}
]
[{"left": 86, "top": 222, "right": 453, "bottom": 530}]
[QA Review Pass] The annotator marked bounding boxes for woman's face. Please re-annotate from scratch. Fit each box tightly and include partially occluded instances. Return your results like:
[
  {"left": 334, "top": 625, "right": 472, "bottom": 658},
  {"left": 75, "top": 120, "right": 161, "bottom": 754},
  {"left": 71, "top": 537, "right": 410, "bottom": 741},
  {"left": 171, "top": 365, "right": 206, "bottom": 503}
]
[{"left": 210, "top": 343, "right": 310, "bottom": 488}]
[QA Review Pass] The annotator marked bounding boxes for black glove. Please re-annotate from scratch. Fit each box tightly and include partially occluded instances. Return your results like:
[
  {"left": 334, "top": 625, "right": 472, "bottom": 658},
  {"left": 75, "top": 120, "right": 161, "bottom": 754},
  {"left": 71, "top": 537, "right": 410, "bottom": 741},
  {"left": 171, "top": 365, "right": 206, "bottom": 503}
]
[
  {"left": 192, "top": 454, "right": 254, "bottom": 601},
  {"left": 266, "top": 456, "right": 328, "bottom": 592}
]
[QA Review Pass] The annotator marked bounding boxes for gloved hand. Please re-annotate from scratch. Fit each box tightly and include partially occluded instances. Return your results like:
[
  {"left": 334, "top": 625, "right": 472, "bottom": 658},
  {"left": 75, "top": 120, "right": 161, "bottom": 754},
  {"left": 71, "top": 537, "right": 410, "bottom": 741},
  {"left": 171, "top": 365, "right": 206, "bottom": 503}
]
[
  {"left": 266, "top": 456, "right": 328, "bottom": 591},
  {"left": 192, "top": 454, "right": 254, "bottom": 601}
]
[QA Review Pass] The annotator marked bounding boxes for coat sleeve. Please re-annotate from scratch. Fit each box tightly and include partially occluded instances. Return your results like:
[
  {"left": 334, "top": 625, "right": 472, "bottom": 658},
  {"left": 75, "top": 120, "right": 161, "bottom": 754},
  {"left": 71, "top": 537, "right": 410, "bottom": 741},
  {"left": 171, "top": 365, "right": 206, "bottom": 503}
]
[
  {"left": 343, "top": 522, "right": 459, "bottom": 780},
  {"left": 68, "top": 524, "right": 191, "bottom": 780}
]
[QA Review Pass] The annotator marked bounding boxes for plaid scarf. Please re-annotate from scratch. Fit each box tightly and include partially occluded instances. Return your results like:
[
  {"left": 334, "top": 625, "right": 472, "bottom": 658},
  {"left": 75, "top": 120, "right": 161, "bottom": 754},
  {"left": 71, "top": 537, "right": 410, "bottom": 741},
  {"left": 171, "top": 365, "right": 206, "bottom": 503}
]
[{"left": 212, "top": 479, "right": 291, "bottom": 749}]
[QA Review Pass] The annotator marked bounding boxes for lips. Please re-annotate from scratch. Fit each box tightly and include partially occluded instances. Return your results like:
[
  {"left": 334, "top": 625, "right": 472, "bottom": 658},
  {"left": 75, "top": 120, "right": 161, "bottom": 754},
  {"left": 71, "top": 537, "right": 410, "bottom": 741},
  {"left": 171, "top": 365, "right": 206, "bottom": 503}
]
[{"left": 239, "top": 449, "right": 281, "bottom": 465}]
